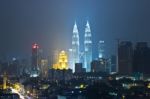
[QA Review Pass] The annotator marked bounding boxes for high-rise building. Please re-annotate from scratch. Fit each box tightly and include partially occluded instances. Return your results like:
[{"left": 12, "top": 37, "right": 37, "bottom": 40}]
[
  {"left": 72, "top": 22, "right": 80, "bottom": 72},
  {"left": 31, "top": 43, "right": 40, "bottom": 77},
  {"left": 98, "top": 40, "right": 105, "bottom": 58},
  {"left": 32, "top": 43, "right": 39, "bottom": 69},
  {"left": 53, "top": 50, "right": 68, "bottom": 70},
  {"left": 79, "top": 52, "right": 84, "bottom": 66},
  {"left": 91, "top": 58, "right": 106, "bottom": 73},
  {"left": 133, "top": 42, "right": 150, "bottom": 74},
  {"left": 40, "top": 59, "right": 48, "bottom": 78},
  {"left": 10, "top": 58, "right": 20, "bottom": 76},
  {"left": 110, "top": 55, "right": 117, "bottom": 73},
  {"left": 84, "top": 21, "right": 92, "bottom": 72},
  {"left": 75, "top": 63, "right": 85, "bottom": 73},
  {"left": 68, "top": 49, "right": 74, "bottom": 70},
  {"left": 105, "top": 58, "right": 111, "bottom": 73},
  {"left": 118, "top": 41, "right": 133, "bottom": 75},
  {"left": 91, "top": 60, "right": 101, "bottom": 73},
  {"left": 58, "top": 51, "right": 68, "bottom": 70}
]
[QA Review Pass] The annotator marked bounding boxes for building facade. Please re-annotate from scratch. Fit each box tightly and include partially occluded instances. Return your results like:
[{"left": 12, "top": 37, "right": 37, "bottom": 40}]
[
  {"left": 68, "top": 49, "right": 74, "bottom": 70},
  {"left": 72, "top": 22, "right": 80, "bottom": 72},
  {"left": 53, "top": 50, "right": 68, "bottom": 70},
  {"left": 91, "top": 58, "right": 107, "bottom": 73},
  {"left": 84, "top": 21, "right": 92, "bottom": 72},
  {"left": 110, "top": 55, "right": 117, "bottom": 73},
  {"left": 75, "top": 63, "right": 85, "bottom": 73},
  {"left": 31, "top": 43, "right": 40, "bottom": 77},
  {"left": 118, "top": 41, "right": 133, "bottom": 75},
  {"left": 98, "top": 40, "right": 105, "bottom": 58},
  {"left": 133, "top": 42, "right": 150, "bottom": 74}
]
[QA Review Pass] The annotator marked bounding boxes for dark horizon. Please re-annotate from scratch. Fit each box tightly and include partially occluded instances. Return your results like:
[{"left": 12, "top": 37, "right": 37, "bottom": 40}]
[{"left": 0, "top": 0, "right": 150, "bottom": 59}]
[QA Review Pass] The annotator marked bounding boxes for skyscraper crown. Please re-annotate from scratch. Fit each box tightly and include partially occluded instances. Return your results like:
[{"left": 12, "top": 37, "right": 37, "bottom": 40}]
[
  {"left": 73, "top": 21, "right": 79, "bottom": 33},
  {"left": 85, "top": 20, "right": 91, "bottom": 33}
]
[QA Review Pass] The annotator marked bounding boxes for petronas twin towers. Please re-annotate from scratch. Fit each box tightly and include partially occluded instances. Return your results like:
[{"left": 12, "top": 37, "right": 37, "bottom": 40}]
[{"left": 71, "top": 21, "right": 92, "bottom": 72}]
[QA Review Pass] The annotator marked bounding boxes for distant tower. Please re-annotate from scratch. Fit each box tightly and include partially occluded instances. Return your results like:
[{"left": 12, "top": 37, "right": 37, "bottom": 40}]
[
  {"left": 68, "top": 49, "right": 74, "bottom": 70},
  {"left": 84, "top": 21, "right": 92, "bottom": 72},
  {"left": 118, "top": 41, "right": 133, "bottom": 74},
  {"left": 32, "top": 43, "right": 39, "bottom": 69},
  {"left": 40, "top": 59, "right": 48, "bottom": 78},
  {"left": 31, "top": 43, "right": 40, "bottom": 77},
  {"left": 98, "top": 40, "right": 105, "bottom": 58},
  {"left": 72, "top": 21, "right": 80, "bottom": 72}
]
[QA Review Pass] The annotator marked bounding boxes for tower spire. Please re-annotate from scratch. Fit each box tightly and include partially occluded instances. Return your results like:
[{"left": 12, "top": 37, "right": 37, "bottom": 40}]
[
  {"left": 85, "top": 20, "right": 91, "bottom": 33},
  {"left": 73, "top": 21, "right": 79, "bottom": 33},
  {"left": 72, "top": 21, "right": 80, "bottom": 72}
]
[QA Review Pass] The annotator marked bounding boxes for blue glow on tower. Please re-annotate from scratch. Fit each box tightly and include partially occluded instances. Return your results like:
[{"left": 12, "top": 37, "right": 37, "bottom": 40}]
[
  {"left": 72, "top": 21, "right": 80, "bottom": 72},
  {"left": 68, "top": 49, "right": 74, "bottom": 70},
  {"left": 84, "top": 21, "right": 92, "bottom": 72},
  {"left": 98, "top": 40, "right": 105, "bottom": 58}
]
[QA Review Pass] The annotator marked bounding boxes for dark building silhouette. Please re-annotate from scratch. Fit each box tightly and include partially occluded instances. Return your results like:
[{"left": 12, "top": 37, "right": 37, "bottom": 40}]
[
  {"left": 118, "top": 41, "right": 133, "bottom": 74},
  {"left": 111, "top": 55, "right": 117, "bottom": 73},
  {"left": 31, "top": 43, "right": 40, "bottom": 77},
  {"left": 75, "top": 63, "right": 85, "bottom": 73},
  {"left": 32, "top": 43, "right": 39, "bottom": 69},
  {"left": 133, "top": 42, "right": 150, "bottom": 74},
  {"left": 91, "top": 58, "right": 106, "bottom": 73},
  {"left": 9, "top": 59, "right": 20, "bottom": 76},
  {"left": 48, "top": 69, "right": 73, "bottom": 82}
]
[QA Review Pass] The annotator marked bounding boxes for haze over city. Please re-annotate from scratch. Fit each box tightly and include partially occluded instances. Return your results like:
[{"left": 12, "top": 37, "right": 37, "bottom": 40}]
[{"left": 1, "top": 0, "right": 150, "bottom": 59}]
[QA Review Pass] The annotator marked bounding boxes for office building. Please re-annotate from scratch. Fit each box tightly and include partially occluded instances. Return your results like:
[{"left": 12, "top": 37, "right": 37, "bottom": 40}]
[{"left": 118, "top": 41, "right": 133, "bottom": 74}]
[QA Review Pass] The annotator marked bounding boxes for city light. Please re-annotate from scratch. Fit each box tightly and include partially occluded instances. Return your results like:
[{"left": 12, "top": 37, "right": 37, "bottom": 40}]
[
  {"left": 32, "top": 43, "right": 39, "bottom": 49},
  {"left": 0, "top": 0, "right": 150, "bottom": 99}
]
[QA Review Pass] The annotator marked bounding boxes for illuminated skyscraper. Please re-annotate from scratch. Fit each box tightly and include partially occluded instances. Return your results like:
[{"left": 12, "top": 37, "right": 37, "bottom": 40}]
[
  {"left": 72, "top": 21, "right": 80, "bottom": 72},
  {"left": 68, "top": 49, "right": 74, "bottom": 70},
  {"left": 84, "top": 21, "right": 92, "bottom": 72},
  {"left": 53, "top": 50, "right": 68, "bottom": 70},
  {"left": 98, "top": 40, "right": 105, "bottom": 58},
  {"left": 58, "top": 51, "right": 68, "bottom": 69}
]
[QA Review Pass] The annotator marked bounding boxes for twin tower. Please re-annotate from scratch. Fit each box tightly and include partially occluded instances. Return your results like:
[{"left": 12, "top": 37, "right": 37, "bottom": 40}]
[{"left": 71, "top": 21, "right": 92, "bottom": 72}]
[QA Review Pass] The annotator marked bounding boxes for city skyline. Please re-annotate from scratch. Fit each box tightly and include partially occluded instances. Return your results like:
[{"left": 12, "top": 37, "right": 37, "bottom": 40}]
[
  {"left": 1, "top": 0, "right": 150, "bottom": 59},
  {"left": 1, "top": 1, "right": 150, "bottom": 99}
]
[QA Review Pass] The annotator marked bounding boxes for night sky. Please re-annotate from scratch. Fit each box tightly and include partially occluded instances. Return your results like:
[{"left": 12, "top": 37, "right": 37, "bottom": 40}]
[{"left": 0, "top": 0, "right": 150, "bottom": 59}]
